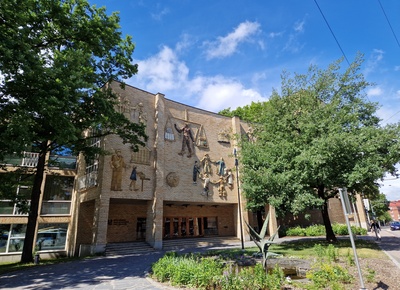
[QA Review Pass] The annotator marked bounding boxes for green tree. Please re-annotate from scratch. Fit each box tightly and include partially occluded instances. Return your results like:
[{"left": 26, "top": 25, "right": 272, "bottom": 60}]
[
  {"left": 0, "top": 0, "right": 146, "bottom": 263},
  {"left": 219, "top": 102, "right": 272, "bottom": 123},
  {"left": 370, "top": 193, "right": 390, "bottom": 223},
  {"left": 239, "top": 55, "right": 400, "bottom": 242}
]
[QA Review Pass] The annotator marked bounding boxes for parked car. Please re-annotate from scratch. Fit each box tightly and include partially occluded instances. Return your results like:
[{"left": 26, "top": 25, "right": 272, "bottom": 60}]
[{"left": 390, "top": 221, "right": 400, "bottom": 231}]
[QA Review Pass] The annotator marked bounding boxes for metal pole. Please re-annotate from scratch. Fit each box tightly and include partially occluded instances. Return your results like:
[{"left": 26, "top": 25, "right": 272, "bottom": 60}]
[
  {"left": 339, "top": 188, "right": 366, "bottom": 290},
  {"left": 234, "top": 149, "right": 245, "bottom": 250}
]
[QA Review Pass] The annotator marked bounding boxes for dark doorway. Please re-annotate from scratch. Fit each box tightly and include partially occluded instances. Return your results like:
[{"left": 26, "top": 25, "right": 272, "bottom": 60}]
[{"left": 136, "top": 217, "right": 146, "bottom": 240}]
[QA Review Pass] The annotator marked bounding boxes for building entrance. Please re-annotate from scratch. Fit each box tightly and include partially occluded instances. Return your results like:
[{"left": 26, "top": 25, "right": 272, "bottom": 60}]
[
  {"left": 163, "top": 216, "right": 218, "bottom": 239},
  {"left": 136, "top": 217, "right": 146, "bottom": 240}
]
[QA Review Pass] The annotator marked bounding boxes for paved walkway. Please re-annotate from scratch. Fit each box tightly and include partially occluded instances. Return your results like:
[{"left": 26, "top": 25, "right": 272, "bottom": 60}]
[{"left": 1, "top": 230, "right": 399, "bottom": 290}]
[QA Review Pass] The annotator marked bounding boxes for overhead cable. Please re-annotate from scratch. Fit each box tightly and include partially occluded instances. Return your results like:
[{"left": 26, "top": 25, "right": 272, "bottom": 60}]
[
  {"left": 378, "top": 0, "right": 400, "bottom": 49},
  {"left": 313, "top": 0, "right": 350, "bottom": 66}
]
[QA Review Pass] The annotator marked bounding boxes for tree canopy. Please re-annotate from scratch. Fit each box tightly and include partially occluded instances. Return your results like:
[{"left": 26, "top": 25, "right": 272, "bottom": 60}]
[
  {"left": 0, "top": 0, "right": 146, "bottom": 262},
  {"left": 236, "top": 55, "right": 400, "bottom": 241},
  {"left": 369, "top": 193, "right": 390, "bottom": 223}
]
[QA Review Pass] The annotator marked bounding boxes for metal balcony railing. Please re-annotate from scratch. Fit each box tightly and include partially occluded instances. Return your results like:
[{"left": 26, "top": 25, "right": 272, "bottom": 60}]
[
  {"left": 22, "top": 152, "right": 39, "bottom": 167},
  {"left": 2, "top": 152, "right": 39, "bottom": 167},
  {"left": 2, "top": 152, "right": 77, "bottom": 169}
]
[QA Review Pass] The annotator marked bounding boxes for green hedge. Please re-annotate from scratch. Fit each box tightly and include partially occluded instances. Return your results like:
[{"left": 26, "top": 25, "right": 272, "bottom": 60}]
[{"left": 283, "top": 223, "right": 367, "bottom": 237}]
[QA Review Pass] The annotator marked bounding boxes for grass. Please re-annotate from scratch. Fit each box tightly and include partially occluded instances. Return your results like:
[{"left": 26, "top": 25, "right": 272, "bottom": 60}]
[
  {"left": 268, "top": 238, "right": 386, "bottom": 259},
  {"left": 152, "top": 237, "right": 389, "bottom": 290},
  {"left": 0, "top": 255, "right": 88, "bottom": 275}
]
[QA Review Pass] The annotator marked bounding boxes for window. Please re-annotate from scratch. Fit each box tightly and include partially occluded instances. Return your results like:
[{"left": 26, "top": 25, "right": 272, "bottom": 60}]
[
  {"left": 36, "top": 223, "right": 68, "bottom": 251},
  {"left": 0, "top": 224, "right": 27, "bottom": 253},
  {"left": 41, "top": 176, "right": 73, "bottom": 215},
  {"left": 0, "top": 185, "right": 31, "bottom": 216},
  {"left": 165, "top": 127, "right": 175, "bottom": 141}
]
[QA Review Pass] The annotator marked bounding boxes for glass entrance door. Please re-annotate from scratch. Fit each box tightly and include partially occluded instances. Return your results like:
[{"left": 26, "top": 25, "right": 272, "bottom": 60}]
[{"left": 163, "top": 216, "right": 218, "bottom": 239}]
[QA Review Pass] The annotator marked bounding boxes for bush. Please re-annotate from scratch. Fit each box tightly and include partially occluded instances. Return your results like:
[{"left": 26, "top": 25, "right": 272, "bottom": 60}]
[
  {"left": 306, "top": 263, "right": 353, "bottom": 289},
  {"left": 152, "top": 252, "right": 224, "bottom": 288},
  {"left": 286, "top": 226, "right": 307, "bottom": 236},
  {"left": 152, "top": 252, "right": 286, "bottom": 290},
  {"left": 285, "top": 223, "right": 367, "bottom": 237}
]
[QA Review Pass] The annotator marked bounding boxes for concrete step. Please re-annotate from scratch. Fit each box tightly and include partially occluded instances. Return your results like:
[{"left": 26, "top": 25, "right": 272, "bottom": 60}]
[
  {"left": 106, "top": 236, "right": 241, "bottom": 256},
  {"left": 106, "top": 241, "right": 155, "bottom": 256},
  {"left": 162, "top": 236, "right": 240, "bottom": 251}
]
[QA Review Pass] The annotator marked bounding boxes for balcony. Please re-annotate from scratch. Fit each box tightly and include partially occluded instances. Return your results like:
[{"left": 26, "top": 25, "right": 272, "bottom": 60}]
[
  {"left": 2, "top": 152, "right": 77, "bottom": 169},
  {"left": 2, "top": 152, "right": 39, "bottom": 167}
]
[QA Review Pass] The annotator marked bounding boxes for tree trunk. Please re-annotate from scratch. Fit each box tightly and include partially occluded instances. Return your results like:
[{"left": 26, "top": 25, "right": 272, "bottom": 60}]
[
  {"left": 20, "top": 141, "right": 47, "bottom": 263},
  {"left": 318, "top": 185, "right": 337, "bottom": 242}
]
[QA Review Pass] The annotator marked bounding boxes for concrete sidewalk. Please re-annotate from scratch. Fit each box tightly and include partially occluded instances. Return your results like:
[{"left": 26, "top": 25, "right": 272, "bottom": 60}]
[
  {"left": 1, "top": 232, "right": 399, "bottom": 290},
  {"left": 369, "top": 227, "right": 400, "bottom": 269}
]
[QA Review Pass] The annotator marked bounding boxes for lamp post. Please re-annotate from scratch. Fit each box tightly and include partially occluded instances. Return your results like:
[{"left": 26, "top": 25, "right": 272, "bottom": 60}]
[{"left": 234, "top": 148, "right": 245, "bottom": 250}]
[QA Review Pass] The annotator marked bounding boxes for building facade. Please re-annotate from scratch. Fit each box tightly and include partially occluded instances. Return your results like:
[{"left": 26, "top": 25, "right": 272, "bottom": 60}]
[
  {"left": 0, "top": 153, "right": 77, "bottom": 263},
  {"left": 75, "top": 81, "right": 253, "bottom": 255},
  {"left": 0, "top": 82, "right": 369, "bottom": 263},
  {"left": 389, "top": 200, "right": 400, "bottom": 221}
]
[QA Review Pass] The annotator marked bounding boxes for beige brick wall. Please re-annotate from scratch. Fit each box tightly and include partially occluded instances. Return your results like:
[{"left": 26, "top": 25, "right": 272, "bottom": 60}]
[
  {"left": 78, "top": 82, "right": 254, "bottom": 248},
  {"left": 106, "top": 202, "right": 148, "bottom": 243},
  {"left": 75, "top": 200, "right": 95, "bottom": 246}
]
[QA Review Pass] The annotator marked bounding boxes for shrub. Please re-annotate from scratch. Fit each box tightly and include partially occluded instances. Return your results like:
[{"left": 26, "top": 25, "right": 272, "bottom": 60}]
[
  {"left": 214, "top": 263, "right": 284, "bottom": 290},
  {"left": 306, "top": 262, "right": 353, "bottom": 289},
  {"left": 286, "top": 226, "right": 307, "bottom": 236},
  {"left": 153, "top": 252, "right": 287, "bottom": 290},
  {"left": 152, "top": 252, "right": 224, "bottom": 288},
  {"left": 305, "top": 225, "right": 325, "bottom": 236},
  {"left": 285, "top": 223, "right": 367, "bottom": 237}
]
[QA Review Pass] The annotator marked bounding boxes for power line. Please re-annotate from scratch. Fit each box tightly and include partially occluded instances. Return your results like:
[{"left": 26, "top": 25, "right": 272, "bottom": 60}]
[
  {"left": 313, "top": 0, "right": 350, "bottom": 66},
  {"left": 383, "top": 109, "right": 400, "bottom": 123},
  {"left": 378, "top": 0, "right": 400, "bottom": 49}
]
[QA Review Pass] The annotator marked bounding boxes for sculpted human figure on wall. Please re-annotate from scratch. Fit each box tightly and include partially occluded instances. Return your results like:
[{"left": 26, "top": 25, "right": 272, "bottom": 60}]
[
  {"left": 174, "top": 123, "right": 194, "bottom": 158},
  {"left": 129, "top": 166, "right": 139, "bottom": 191},
  {"left": 226, "top": 169, "right": 234, "bottom": 189},
  {"left": 131, "top": 102, "right": 147, "bottom": 124},
  {"left": 215, "top": 157, "right": 226, "bottom": 176},
  {"left": 214, "top": 175, "right": 227, "bottom": 197},
  {"left": 200, "top": 153, "right": 213, "bottom": 175},
  {"left": 193, "top": 161, "right": 200, "bottom": 184},
  {"left": 200, "top": 173, "right": 211, "bottom": 196},
  {"left": 110, "top": 149, "right": 126, "bottom": 191}
]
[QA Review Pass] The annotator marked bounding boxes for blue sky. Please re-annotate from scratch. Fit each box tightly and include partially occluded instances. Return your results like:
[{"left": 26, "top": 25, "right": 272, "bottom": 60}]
[{"left": 90, "top": 0, "right": 400, "bottom": 200}]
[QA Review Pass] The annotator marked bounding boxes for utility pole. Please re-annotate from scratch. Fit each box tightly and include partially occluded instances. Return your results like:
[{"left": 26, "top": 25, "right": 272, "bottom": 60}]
[{"left": 233, "top": 148, "right": 244, "bottom": 250}]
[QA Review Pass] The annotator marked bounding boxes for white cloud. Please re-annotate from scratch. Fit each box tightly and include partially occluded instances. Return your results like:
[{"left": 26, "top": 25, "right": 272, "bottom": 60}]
[
  {"left": 294, "top": 20, "right": 305, "bottom": 33},
  {"left": 130, "top": 45, "right": 268, "bottom": 112},
  {"left": 269, "top": 31, "right": 284, "bottom": 38},
  {"left": 283, "top": 18, "right": 306, "bottom": 53},
  {"left": 151, "top": 6, "right": 169, "bottom": 21},
  {"left": 204, "top": 21, "right": 261, "bottom": 60},
  {"left": 364, "top": 49, "right": 385, "bottom": 76},
  {"left": 378, "top": 172, "right": 400, "bottom": 201},
  {"left": 367, "top": 87, "right": 383, "bottom": 97},
  {"left": 195, "top": 77, "right": 265, "bottom": 112},
  {"left": 132, "top": 46, "right": 189, "bottom": 93},
  {"left": 175, "top": 33, "right": 194, "bottom": 53}
]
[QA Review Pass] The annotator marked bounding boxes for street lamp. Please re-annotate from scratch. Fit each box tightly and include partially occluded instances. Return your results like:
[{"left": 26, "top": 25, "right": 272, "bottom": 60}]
[{"left": 233, "top": 148, "right": 245, "bottom": 250}]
